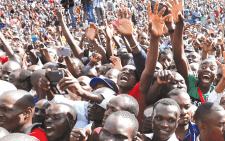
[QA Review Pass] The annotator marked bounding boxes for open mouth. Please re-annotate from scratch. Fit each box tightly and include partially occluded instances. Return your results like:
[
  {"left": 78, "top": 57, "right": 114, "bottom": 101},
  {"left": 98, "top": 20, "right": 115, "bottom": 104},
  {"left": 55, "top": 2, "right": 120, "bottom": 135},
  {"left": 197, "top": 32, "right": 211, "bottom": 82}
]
[
  {"left": 202, "top": 75, "right": 210, "bottom": 83},
  {"left": 120, "top": 75, "right": 128, "bottom": 82},
  {"left": 46, "top": 126, "right": 54, "bottom": 136}
]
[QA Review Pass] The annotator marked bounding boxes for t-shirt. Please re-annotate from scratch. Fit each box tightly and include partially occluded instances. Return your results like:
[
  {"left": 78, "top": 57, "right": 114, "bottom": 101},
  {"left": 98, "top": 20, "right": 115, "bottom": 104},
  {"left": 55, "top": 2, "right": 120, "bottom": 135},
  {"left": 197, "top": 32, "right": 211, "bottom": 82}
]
[
  {"left": 29, "top": 128, "right": 48, "bottom": 141},
  {"left": 188, "top": 74, "right": 214, "bottom": 106},
  {"left": 118, "top": 82, "right": 146, "bottom": 125}
]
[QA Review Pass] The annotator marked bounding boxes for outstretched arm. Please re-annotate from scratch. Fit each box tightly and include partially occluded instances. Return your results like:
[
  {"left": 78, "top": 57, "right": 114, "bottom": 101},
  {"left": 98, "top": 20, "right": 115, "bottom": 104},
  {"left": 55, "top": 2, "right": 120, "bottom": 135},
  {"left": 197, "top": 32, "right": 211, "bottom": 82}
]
[
  {"left": 55, "top": 8, "right": 84, "bottom": 61},
  {"left": 140, "top": 0, "right": 170, "bottom": 94},
  {"left": 166, "top": 0, "right": 191, "bottom": 81}
]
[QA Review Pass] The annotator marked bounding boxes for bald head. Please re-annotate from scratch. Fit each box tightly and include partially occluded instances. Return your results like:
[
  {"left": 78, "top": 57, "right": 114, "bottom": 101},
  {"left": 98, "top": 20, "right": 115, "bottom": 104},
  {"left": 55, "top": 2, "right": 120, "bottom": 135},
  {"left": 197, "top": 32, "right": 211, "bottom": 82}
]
[
  {"left": 31, "top": 69, "right": 46, "bottom": 87},
  {"left": 0, "top": 90, "right": 35, "bottom": 109},
  {"left": 0, "top": 133, "right": 39, "bottom": 141},
  {"left": 2, "top": 61, "right": 21, "bottom": 71}
]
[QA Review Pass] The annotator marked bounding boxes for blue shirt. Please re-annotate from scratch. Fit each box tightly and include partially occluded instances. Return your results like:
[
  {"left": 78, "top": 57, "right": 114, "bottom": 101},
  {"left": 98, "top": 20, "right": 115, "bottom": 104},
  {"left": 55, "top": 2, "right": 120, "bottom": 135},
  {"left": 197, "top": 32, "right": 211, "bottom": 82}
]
[{"left": 177, "top": 122, "right": 200, "bottom": 141}]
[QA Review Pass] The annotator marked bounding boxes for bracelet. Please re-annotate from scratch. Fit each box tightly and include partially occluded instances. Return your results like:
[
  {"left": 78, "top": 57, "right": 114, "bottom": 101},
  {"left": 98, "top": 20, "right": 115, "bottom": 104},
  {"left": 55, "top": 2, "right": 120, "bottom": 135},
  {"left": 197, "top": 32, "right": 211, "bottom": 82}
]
[
  {"left": 131, "top": 44, "right": 137, "bottom": 49},
  {"left": 168, "top": 29, "right": 175, "bottom": 33}
]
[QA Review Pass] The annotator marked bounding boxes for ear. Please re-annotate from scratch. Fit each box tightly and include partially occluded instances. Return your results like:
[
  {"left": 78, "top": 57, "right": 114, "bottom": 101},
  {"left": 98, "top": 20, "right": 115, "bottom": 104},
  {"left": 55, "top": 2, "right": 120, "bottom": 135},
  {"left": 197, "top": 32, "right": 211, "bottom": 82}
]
[
  {"left": 198, "top": 122, "right": 206, "bottom": 132},
  {"left": 68, "top": 120, "right": 75, "bottom": 130},
  {"left": 23, "top": 107, "right": 33, "bottom": 121},
  {"left": 22, "top": 81, "right": 28, "bottom": 90}
]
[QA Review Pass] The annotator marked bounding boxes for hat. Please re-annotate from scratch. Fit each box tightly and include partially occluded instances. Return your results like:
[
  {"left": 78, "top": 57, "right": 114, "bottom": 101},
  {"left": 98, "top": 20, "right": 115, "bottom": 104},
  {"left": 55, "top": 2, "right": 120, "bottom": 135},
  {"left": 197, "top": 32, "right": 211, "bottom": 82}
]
[{"left": 90, "top": 77, "right": 119, "bottom": 94}]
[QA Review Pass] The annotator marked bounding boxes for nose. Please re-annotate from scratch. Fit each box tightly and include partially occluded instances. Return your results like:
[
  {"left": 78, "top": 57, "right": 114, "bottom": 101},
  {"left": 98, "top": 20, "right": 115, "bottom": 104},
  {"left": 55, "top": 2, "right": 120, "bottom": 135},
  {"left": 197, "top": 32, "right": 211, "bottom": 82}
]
[
  {"left": 177, "top": 82, "right": 183, "bottom": 88},
  {"left": 180, "top": 107, "right": 187, "bottom": 116},
  {"left": 160, "top": 120, "right": 169, "bottom": 128}
]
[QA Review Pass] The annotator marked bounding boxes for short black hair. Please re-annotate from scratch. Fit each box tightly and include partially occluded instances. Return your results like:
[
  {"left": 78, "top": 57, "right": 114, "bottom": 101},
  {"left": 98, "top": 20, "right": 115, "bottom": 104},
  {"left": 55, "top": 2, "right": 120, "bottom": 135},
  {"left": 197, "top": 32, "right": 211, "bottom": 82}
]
[
  {"left": 153, "top": 98, "right": 180, "bottom": 117},
  {"left": 117, "top": 94, "right": 139, "bottom": 117},
  {"left": 158, "top": 49, "right": 173, "bottom": 60},
  {"left": 194, "top": 102, "right": 224, "bottom": 124},
  {"left": 120, "top": 53, "right": 133, "bottom": 67},
  {"left": 108, "top": 111, "right": 139, "bottom": 139},
  {"left": 13, "top": 69, "right": 32, "bottom": 91},
  {"left": 57, "top": 103, "right": 77, "bottom": 126},
  {"left": 166, "top": 88, "right": 190, "bottom": 98}
]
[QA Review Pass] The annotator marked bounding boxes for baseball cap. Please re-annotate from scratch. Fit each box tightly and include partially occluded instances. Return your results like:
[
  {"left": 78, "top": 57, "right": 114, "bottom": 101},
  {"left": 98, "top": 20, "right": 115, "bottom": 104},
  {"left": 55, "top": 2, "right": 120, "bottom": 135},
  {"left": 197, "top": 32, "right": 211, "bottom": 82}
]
[{"left": 90, "top": 77, "right": 119, "bottom": 94}]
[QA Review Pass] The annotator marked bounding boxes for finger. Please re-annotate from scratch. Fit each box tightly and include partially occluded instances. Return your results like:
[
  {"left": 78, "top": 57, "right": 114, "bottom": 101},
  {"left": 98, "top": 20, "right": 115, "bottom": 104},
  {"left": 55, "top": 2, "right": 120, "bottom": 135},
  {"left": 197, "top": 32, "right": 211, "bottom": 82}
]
[
  {"left": 104, "top": 19, "right": 108, "bottom": 27},
  {"left": 110, "top": 22, "right": 119, "bottom": 31},
  {"left": 149, "top": 20, "right": 153, "bottom": 31},
  {"left": 174, "top": 0, "right": 178, "bottom": 5},
  {"left": 163, "top": 14, "right": 172, "bottom": 21},
  {"left": 128, "top": 10, "right": 132, "bottom": 20},
  {"left": 177, "top": 12, "right": 184, "bottom": 21},
  {"left": 153, "top": 0, "right": 159, "bottom": 15},
  {"left": 116, "top": 8, "right": 121, "bottom": 20},
  {"left": 158, "top": 7, "right": 166, "bottom": 17},
  {"left": 165, "top": 2, "right": 172, "bottom": 8},
  {"left": 58, "top": 68, "right": 73, "bottom": 77},
  {"left": 121, "top": 5, "right": 125, "bottom": 19},
  {"left": 59, "top": 80, "right": 75, "bottom": 91},
  {"left": 179, "top": 0, "right": 183, "bottom": 6},
  {"left": 169, "top": 0, "right": 175, "bottom": 6},
  {"left": 147, "top": 1, "right": 152, "bottom": 18},
  {"left": 124, "top": 7, "right": 128, "bottom": 18},
  {"left": 161, "top": 71, "right": 165, "bottom": 82},
  {"left": 216, "top": 60, "right": 223, "bottom": 68}
]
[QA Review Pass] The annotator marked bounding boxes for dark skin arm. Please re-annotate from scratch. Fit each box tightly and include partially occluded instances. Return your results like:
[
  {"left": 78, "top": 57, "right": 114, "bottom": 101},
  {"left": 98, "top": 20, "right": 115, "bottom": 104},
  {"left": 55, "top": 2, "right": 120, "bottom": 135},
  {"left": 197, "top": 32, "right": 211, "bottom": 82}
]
[
  {"left": 139, "top": 1, "right": 169, "bottom": 95},
  {"left": 55, "top": 8, "right": 84, "bottom": 61},
  {"left": 105, "top": 20, "right": 114, "bottom": 58},
  {"left": 121, "top": 35, "right": 132, "bottom": 53},
  {"left": 166, "top": 0, "right": 191, "bottom": 81}
]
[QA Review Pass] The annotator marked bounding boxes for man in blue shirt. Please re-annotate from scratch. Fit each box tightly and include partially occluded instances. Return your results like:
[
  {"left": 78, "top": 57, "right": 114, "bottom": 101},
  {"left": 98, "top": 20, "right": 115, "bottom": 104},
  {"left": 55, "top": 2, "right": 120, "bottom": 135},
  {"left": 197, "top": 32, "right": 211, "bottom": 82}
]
[
  {"left": 192, "top": 8, "right": 201, "bottom": 23},
  {"left": 166, "top": 89, "right": 200, "bottom": 141}
]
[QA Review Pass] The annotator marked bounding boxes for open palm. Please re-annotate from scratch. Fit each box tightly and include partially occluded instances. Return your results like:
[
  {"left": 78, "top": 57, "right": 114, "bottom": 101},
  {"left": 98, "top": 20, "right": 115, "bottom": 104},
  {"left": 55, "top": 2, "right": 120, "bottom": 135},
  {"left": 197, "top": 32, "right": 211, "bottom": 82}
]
[
  {"left": 104, "top": 20, "right": 114, "bottom": 40},
  {"left": 166, "top": 0, "right": 183, "bottom": 23},
  {"left": 85, "top": 23, "right": 98, "bottom": 41},
  {"left": 111, "top": 6, "right": 133, "bottom": 36},
  {"left": 148, "top": 0, "right": 170, "bottom": 37}
]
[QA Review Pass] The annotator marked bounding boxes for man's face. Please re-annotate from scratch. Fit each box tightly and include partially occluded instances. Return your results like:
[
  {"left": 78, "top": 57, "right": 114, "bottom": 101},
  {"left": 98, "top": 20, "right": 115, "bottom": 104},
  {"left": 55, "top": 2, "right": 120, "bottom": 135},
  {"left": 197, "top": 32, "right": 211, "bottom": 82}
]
[
  {"left": 205, "top": 111, "right": 225, "bottom": 141},
  {"left": 198, "top": 60, "right": 217, "bottom": 87},
  {"left": 105, "top": 70, "right": 119, "bottom": 84},
  {"left": 33, "top": 101, "right": 50, "bottom": 124},
  {"left": 87, "top": 98, "right": 105, "bottom": 121},
  {"left": 102, "top": 97, "right": 124, "bottom": 125},
  {"left": 170, "top": 94, "right": 192, "bottom": 126},
  {"left": 0, "top": 95, "right": 26, "bottom": 132},
  {"left": 138, "top": 33, "right": 148, "bottom": 45},
  {"left": 187, "top": 52, "right": 199, "bottom": 64},
  {"left": 152, "top": 103, "right": 179, "bottom": 140},
  {"left": 164, "top": 72, "right": 187, "bottom": 92},
  {"left": 99, "top": 116, "right": 134, "bottom": 141},
  {"left": 220, "top": 96, "right": 225, "bottom": 110},
  {"left": 45, "top": 105, "right": 70, "bottom": 141},
  {"left": 158, "top": 53, "right": 173, "bottom": 70},
  {"left": 117, "top": 65, "right": 137, "bottom": 90},
  {"left": 77, "top": 77, "right": 92, "bottom": 92},
  {"left": 2, "top": 64, "right": 17, "bottom": 82},
  {"left": 155, "top": 62, "right": 163, "bottom": 73}
]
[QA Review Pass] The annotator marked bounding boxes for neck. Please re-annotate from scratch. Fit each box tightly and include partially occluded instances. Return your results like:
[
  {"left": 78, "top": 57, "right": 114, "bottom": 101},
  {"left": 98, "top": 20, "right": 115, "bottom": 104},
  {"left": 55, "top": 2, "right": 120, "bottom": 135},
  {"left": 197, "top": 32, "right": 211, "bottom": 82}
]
[
  {"left": 152, "top": 134, "right": 170, "bottom": 141},
  {"left": 175, "top": 123, "right": 189, "bottom": 140},
  {"left": 13, "top": 122, "right": 32, "bottom": 133},
  {"left": 198, "top": 84, "right": 211, "bottom": 94},
  {"left": 118, "top": 87, "right": 131, "bottom": 94},
  {"left": 54, "top": 135, "right": 70, "bottom": 141}
]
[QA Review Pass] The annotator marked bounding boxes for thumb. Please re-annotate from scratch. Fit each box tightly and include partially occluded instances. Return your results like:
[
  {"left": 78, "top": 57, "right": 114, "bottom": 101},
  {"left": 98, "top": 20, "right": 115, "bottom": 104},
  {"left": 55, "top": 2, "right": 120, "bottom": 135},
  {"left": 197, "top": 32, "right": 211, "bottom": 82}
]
[
  {"left": 110, "top": 63, "right": 115, "bottom": 68},
  {"left": 177, "top": 12, "right": 184, "bottom": 22},
  {"left": 149, "top": 20, "right": 153, "bottom": 31}
]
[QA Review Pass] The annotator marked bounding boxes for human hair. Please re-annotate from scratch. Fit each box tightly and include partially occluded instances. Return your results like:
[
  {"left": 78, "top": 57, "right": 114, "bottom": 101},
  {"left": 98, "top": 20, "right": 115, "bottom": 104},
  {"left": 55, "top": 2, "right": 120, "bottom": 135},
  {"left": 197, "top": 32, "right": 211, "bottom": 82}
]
[
  {"left": 153, "top": 98, "right": 180, "bottom": 117},
  {"left": 117, "top": 94, "right": 139, "bottom": 117},
  {"left": 158, "top": 49, "right": 173, "bottom": 60},
  {"left": 12, "top": 69, "right": 32, "bottom": 91},
  {"left": 31, "top": 69, "right": 46, "bottom": 87},
  {"left": 194, "top": 102, "right": 224, "bottom": 124},
  {"left": 120, "top": 53, "right": 133, "bottom": 67},
  {"left": 166, "top": 88, "right": 190, "bottom": 98},
  {"left": 137, "top": 31, "right": 147, "bottom": 39},
  {"left": 0, "top": 133, "right": 39, "bottom": 141},
  {"left": 108, "top": 111, "right": 139, "bottom": 139},
  {"left": 57, "top": 103, "right": 77, "bottom": 127}
]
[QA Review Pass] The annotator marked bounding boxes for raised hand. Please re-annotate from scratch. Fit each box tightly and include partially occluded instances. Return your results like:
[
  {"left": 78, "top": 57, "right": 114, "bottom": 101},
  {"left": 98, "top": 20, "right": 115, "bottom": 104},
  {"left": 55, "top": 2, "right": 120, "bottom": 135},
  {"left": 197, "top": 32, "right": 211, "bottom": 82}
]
[
  {"left": 147, "top": 0, "right": 170, "bottom": 37},
  {"left": 110, "top": 56, "right": 122, "bottom": 71},
  {"left": 55, "top": 8, "right": 63, "bottom": 20},
  {"left": 104, "top": 20, "right": 114, "bottom": 40},
  {"left": 157, "top": 70, "right": 174, "bottom": 84},
  {"left": 90, "top": 52, "right": 102, "bottom": 63},
  {"left": 216, "top": 52, "right": 225, "bottom": 78},
  {"left": 85, "top": 23, "right": 98, "bottom": 41},
  {"left": 166, "top": 0, "right": 183, "bottom": 23},
  {"left": 111, "top": 6, "right": 133, "bottom": 36},
  {"left": 202, "top": 37, "right": 215, "bottom": 52},
  {"left": 70, "top": 128, "right": 90, "bottom": 141}
]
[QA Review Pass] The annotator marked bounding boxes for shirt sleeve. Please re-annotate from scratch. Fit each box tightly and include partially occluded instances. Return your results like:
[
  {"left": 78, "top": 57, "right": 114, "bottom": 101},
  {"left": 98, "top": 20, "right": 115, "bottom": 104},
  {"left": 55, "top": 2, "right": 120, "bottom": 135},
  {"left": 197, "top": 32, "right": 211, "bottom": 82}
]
[
  {"left": 132, "top": 48, "right": 147, "bottom": 79},
  {"left": 207, "top": 89, "right": 224, "bottom": 104}
]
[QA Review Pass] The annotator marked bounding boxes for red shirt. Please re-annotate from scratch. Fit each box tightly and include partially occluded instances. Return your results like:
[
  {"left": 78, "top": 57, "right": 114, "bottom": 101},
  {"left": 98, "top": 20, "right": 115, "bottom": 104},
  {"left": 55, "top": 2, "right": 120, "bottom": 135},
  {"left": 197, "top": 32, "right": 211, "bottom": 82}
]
[
  {"left": 29, "top": 128, "right": 48, "bottom": 141},
  {"left": 118, "top": 82, "right": 146, "bottom": 126}
]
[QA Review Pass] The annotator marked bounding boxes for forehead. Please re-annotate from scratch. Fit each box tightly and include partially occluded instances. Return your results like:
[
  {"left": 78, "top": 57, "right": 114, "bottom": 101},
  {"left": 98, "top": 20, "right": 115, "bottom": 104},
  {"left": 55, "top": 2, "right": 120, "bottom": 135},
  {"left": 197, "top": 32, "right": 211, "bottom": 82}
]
[
  {"left": 0, "top": 95, "right": 16, "bottom": 107},
  {"left": 170, "top": 94, "right": 191, "bottom": 105},
  {"left": 200, "top": 60, "right": 217, "bottom": 66},
  {"left": 207, "top": 111, "right": 225, "bottom": 123},
  {"left": 121, "top": 65, "right": 136, "bottom": 70},
  {"left": 173, "top": 73, "right": 185, "bottom": 81},
  {"left": 153, "top": 103, "right": 179, "bottom": 119},
  {"left": 46, "top": 105, "right": 65, "bottom": 115}
]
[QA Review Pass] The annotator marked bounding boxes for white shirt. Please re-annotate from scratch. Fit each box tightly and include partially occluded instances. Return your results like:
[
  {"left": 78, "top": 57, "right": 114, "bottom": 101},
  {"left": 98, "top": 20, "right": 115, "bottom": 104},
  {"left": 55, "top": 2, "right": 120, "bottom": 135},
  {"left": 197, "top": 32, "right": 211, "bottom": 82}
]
[
  {"left": 52, "top": 95, "right": 92, "bottom": 129},
  {"left": 145, "top": 133, "right": 179, "bottom": 141}
]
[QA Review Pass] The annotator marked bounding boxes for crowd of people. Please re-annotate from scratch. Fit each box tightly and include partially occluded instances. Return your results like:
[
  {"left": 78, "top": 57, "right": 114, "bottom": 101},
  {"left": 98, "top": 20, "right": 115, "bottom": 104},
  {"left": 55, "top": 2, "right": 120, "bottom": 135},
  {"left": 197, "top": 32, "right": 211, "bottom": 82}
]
[{"left": 0, "top": 0, "right": 225, "bottom": 140}]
